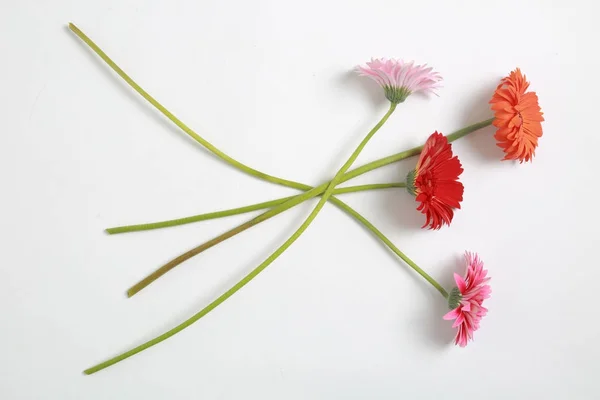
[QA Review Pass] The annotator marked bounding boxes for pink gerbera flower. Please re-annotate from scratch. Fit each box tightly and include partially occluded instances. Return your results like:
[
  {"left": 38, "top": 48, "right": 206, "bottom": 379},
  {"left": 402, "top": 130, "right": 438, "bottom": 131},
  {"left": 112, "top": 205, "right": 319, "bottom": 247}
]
[
  {"left": 443, "top": 252, "right": 491, "bottom": 347},
  {"left": 357, "top": 58, "right": 442, "bottom": 104}
]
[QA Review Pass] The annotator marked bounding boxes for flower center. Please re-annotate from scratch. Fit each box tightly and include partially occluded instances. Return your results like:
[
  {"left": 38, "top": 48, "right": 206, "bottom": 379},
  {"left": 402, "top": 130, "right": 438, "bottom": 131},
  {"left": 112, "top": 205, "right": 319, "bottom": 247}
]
[
  {"left": 406, "top": 169, "right": 438, "bottom": 196},
  {"left": 418, "top": 171, "right": 435, "bottom": 191},
  {"left": 423, "top": 173, "right": 434, "bottom": 188},
  {"left": 510, "top": 106, "right": 523, "bottom": 127}
]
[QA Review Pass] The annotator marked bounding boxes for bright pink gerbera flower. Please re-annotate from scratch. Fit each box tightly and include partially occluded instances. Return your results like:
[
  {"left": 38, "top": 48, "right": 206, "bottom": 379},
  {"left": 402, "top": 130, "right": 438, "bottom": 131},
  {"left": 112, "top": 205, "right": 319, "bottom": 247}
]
[
  {"left": 443, "top": 252, "right": 491, "bottom": 347},
  {"left": 357, "top": 58, "right": 442, "bottom": 104}
]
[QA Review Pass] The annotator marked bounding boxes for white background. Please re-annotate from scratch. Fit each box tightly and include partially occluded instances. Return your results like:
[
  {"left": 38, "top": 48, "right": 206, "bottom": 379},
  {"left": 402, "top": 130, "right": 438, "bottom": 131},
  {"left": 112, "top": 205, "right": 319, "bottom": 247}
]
[{"left": 1, "top": 0, "right": 597, "bottom": 398}]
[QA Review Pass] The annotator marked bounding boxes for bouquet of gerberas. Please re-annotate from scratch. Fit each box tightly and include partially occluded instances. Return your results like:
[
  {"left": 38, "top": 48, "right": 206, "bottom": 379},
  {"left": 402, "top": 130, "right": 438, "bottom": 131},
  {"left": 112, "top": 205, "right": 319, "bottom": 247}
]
[{"left": 69, "top": 23, "right": 544, "bottom": 375}]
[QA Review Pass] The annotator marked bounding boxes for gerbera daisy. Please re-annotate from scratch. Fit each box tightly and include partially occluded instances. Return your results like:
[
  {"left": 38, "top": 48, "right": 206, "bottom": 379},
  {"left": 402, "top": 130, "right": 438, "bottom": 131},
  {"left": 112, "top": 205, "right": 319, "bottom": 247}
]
[
  {"left": 357, "top": 58, "right": 442, "bottom": 104},
  {"left": 406, "top": 132, "right": 464, "bottom": 230},
  {"left": 489, "top": 68, "right": 544, "bottom": 162},
  {"left": 443, "top": 252, "right": 491, "bottom": 347}
]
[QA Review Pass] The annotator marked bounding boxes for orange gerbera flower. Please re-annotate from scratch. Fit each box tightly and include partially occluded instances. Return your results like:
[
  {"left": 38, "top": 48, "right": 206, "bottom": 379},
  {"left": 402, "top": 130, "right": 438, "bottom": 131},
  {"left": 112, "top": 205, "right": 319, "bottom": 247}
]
[{"left": 489, "top": 68, "right": 544, "bottom": 162}]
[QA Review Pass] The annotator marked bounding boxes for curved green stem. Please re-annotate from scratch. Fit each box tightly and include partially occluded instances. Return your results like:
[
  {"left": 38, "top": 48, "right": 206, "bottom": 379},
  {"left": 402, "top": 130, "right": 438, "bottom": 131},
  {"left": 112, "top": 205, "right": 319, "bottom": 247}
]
[
  {"left": 68, "top": 23, "right": 306, "bottom": 191},
  {"left": 328, "top": 197, "right": 448, "bottom": 297},
  {"left": 107, "top": 183, "right": 404, "bottom": 234},
  {"left": 85, "top": 104, "right": 396, "bottom": 374}
]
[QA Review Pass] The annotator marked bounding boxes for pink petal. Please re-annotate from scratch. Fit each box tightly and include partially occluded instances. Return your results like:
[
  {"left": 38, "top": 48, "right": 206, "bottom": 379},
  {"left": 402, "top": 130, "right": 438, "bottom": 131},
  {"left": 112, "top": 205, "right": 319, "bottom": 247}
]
[
  {"left": 454, "top": 273, "right": 467, "bottom": 293},
  {"left": 443, "top": 308, "right": 460, "bottom": 320}
]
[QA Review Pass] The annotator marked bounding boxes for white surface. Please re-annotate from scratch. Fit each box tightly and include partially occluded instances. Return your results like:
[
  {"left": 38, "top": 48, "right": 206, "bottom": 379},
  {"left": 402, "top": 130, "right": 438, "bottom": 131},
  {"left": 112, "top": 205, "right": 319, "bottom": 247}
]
[{"left": 1, "top": 0, "right": 597, "bottom": 398}]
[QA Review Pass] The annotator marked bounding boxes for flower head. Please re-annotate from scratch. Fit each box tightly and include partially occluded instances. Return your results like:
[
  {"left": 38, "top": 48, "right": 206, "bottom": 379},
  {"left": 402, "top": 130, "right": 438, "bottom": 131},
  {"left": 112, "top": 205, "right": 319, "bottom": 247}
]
[
  {"left": 443, "top": 252, "right": 491, "bottom": 347},
  {"left": 406, "top": 132, "right": 464, "bottom": 230},
  {"left": 489, "top": 68, "right": 544, "bottom": 162},
  {"left": 357, "top": 58, "right": 442, "bottom": 104}
]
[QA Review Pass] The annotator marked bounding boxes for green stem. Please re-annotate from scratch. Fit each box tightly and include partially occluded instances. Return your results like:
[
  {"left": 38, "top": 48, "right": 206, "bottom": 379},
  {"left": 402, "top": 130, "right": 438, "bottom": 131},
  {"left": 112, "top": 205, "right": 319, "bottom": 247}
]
[
  {"left": 68, "top": 23, "right": 306, "bottom": 192},
  {"left": 85, "top": 104, "right": 396, "bottom": 374},
  {"left": 327, "top": 197, "right": 448, "bottom": 297},
  {"left": 331, "top": 183, "right": 403, "bottom": 194},
  {"left": 107, "top": 183, "right": 404, "bottom": 234}
]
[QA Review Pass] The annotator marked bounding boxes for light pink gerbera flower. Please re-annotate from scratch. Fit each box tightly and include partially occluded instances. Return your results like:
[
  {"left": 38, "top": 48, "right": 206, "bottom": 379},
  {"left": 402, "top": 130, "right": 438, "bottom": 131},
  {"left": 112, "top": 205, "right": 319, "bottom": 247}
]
[
  {"left": 357, "top": 58, "right": 442, "bottom": 104},
  {"left": 443, "top": 252, "right": 491, "bottom": 347}
]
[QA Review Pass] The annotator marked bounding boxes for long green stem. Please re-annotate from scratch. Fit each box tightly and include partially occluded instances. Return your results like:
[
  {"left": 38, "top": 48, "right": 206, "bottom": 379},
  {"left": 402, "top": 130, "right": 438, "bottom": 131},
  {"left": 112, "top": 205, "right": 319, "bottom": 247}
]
[
  {"left": 68, "top": 23, "right": 306, "bottom": 191},
  {"left": 85, "top": 104, "right": 396, "bottom": 374},
  {"left": 107, "top": 183, "right": 404, "bottom": 234},
  {"left": 327, "top": 197, "right": 447, "bottom": 297}
]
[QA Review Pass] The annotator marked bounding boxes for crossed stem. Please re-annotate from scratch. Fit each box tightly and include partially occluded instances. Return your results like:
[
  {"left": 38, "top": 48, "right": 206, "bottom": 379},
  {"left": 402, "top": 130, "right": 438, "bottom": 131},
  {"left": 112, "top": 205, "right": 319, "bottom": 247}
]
[
  {"left": 69, "top": 23, "right": 494, "bottom": 374},
  {"left": 122, "top": 117, "right": 491, "bottom": 296}
]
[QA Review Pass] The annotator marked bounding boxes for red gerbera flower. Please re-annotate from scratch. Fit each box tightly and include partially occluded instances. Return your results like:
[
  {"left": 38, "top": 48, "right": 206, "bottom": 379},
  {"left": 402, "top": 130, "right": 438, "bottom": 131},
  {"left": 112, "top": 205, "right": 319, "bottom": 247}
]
[
  {"left": 489, "top": 68, "right": 544, "bottom": 162},
  {"left": 407, "top": 132, "right": 464, "bottom": 229}
]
